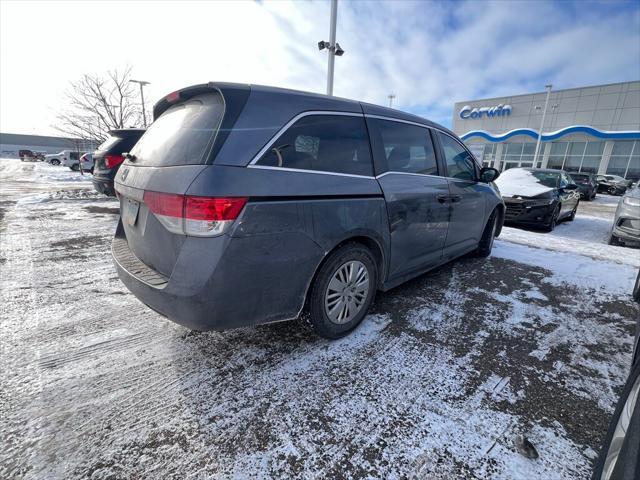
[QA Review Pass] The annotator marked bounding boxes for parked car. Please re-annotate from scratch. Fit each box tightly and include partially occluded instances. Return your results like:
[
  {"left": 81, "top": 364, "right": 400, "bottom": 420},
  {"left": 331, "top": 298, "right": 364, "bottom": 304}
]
[
  {"left": 45, "top": 150, "right": 83, "bottom": 168},
  {"left": 112, "top": 83, "right": 504, "bottom": 339},
  {"left": 495, "top": 168, "right": 580, "bottom": 232},
  {"left": 591, "top": 309, "right": 639, "bottom": 480},
  {"left": 19, "top": 149, "right": 37, "bottom": 161},
  {"left": 597, "top": 174, "right": 629, "bottom": 195},
  {"left": 609, "top": 184, "right": 640, "bottom": 246},
  {"left": 92, "top": 129, "right": 145, "bottom": 196},
  {"left": 80, "top": 153, "right": 94, "bottom": 173},
  {"left": 569, "top": 172, "right": 598, "bottom": 200}
]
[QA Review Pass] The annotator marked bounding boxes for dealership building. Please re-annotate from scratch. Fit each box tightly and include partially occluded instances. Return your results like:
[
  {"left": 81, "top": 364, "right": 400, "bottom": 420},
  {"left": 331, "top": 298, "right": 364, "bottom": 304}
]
[{"left": 452, "top": 80, "right": 640, "bottom": 180}]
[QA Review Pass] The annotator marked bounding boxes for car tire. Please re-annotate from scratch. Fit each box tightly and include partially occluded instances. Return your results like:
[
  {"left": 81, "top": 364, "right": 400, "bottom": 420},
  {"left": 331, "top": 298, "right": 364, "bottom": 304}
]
[
  {"left": 608, "top": 186, "right": 618, "bottom": 195},
  {"left": 633, "top": 270, "right": 640, "bottom": 303},
  {"left": 474, "top": 210, "right": 498, "bottom": 258},
  {"left": 71, "top": 164, "right": 80, "bottom": 171},
  {"left": 609, "top": 235, "right": 621, "bottom": 246},
  {"left": 568, "top": 203, "right": 578, "bottom": 221},
  {"left": 543, "top": 205, "right": 560, "bottom": 232},
  {"left": 307, "top": 243, "right": 377, "bottom": 339},
  {"left": 51, "top": 159, "right": 60, "bottom": 166}
]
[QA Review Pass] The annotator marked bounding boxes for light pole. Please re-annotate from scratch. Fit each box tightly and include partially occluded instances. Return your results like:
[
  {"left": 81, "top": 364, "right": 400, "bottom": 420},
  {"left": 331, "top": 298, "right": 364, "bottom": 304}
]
[
  {"left": 318, "top": 0, "right": 344, "bottom": 96},
  {"left": 533, "top": 84, "right": 552, "bottom": 166},
  {"left": 388, "top": 94, "right": 396, "bottom": 108},
  {"left": 130, "top": 79, "right": 150, "bottom": 127}
]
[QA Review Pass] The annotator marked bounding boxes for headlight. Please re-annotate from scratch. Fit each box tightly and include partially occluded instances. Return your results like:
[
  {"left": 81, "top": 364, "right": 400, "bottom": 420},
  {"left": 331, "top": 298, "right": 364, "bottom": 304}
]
[{"left": 623, "top": 196, "right": 640, "bottom": 207}]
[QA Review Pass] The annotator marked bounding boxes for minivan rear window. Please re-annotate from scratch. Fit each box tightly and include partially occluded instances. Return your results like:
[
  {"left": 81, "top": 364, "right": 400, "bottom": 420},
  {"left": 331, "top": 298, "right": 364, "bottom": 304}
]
[
  {"left": 256, "top": 115, "right": 373, "bottom": 177},
  {"left": 130, "top": 92, "right": 224, "bottom": 167}
]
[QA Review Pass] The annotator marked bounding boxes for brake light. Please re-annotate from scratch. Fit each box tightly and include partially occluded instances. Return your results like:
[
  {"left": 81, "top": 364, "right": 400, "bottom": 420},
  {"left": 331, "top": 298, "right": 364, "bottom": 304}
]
[
  {"left": 105, "top": 154, "right": 124, "bottom": 169},
  {"left": 166, "top": 91, "right": 181, "bottom": 103},
  {"left": 142, "top": 191, "right": 247, "bottom": 237}
]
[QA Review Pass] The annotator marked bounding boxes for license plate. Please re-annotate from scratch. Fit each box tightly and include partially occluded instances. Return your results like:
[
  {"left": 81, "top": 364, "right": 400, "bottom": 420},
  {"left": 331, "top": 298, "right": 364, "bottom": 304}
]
[{"left": 123, "top": 198, "right": 140, "bottom": 226}]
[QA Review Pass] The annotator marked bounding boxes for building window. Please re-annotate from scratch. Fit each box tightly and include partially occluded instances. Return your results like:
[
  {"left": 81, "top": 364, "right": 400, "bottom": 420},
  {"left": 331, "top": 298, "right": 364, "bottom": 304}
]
[
  {"left": 607, "top": 140, "right": 639, "bottom": 180},
  {"left": 501, "top": 142, "right": 537, "bottom": 169},
  {"left": 547, "top": 141, "right": 605, "bottom": 174}
]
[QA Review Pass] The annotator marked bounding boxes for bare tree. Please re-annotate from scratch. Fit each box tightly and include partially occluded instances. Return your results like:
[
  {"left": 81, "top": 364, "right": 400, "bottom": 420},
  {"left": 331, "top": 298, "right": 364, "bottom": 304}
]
[{"left": 55, "top": 67, "right": 145, "bottom": 143}]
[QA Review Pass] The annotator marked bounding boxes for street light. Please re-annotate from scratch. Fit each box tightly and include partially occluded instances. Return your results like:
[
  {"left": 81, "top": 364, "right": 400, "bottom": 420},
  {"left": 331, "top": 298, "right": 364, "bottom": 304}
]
[
  {"left": 388, "top": 94, "right": 396, "bottom": 108},
  {"left": 533, "top": 84, "right": 552, "bottom": 166},
  {"left": 318, "top": 0, "right": 343, "bottom": 96},
  {"left": 129, "top": 79, "right": 150, "bottom": 127}
]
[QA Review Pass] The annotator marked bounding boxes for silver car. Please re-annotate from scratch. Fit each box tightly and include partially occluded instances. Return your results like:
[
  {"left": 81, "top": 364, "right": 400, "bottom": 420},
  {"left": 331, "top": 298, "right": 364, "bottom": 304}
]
[{"left": 610, "top": 183, "right": 640, "bottom": 246}]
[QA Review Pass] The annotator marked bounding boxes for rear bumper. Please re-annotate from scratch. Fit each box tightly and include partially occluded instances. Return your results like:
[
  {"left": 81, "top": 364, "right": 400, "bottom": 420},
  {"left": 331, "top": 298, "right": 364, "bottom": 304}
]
[
  {"left": 93, "top": 174, "right": 116, "bottom": 196},
  {"left": 112, "top": 220, "right": 323, "bottom": 331}
]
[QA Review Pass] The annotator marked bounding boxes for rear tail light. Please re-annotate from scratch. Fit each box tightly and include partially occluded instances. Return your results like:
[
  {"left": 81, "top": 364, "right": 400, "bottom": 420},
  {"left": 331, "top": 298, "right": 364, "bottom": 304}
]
[
  {"left": 105, "top": 154, "right": 125, "bottom": 169},
  {"left": 143, "top": 191, "right": 247, "bottom": 237}
]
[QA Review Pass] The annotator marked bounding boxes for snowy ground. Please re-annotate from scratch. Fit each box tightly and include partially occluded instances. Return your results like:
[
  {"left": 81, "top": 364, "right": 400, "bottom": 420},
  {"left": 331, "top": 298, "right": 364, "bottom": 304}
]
[{"left": 1, "top": 159, "right": 638, "bottom": 479}]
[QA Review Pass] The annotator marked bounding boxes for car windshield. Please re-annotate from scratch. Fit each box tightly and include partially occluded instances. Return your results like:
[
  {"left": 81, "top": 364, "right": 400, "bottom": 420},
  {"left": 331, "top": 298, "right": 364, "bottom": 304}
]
[
  {"left": 530, "top": 171, "right": 559, "bottom": 188},
  {"left": 97, "top": 136, "right": 120, "bottom": 152},
  {"left": 571, "top": 174, "right": 590, "bottom": 183}
]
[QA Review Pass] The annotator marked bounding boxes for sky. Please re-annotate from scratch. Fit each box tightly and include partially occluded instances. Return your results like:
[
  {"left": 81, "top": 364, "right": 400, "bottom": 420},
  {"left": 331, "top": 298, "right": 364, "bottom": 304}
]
[{"left": 1, "top": 0, "right": 639, "bottom": 135}]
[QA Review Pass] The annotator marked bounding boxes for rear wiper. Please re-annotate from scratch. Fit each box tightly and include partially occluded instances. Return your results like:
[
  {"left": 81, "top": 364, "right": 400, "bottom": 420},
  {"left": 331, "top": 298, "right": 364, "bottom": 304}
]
[{"left": 123, "top": 152, "right": 137, "bottom": 162}]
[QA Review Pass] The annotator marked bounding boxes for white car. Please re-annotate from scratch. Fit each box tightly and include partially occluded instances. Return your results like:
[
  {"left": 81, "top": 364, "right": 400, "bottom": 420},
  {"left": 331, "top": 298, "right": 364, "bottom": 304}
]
[
  {"left": 80, "top": 153, "right": 94, "bottom": 173},
  {"left": 45, "top": 150, "right": 83, "bottom": 170}
]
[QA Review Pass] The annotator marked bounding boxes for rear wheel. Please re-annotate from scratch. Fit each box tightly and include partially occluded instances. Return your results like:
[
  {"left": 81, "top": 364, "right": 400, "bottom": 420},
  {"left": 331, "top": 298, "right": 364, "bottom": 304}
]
[
  {"left": 308, "top": 243, "right": 377, "bottom": 339},
  {"left": 71, "top": 164, "right": 80, "bottom": 171},
  {"left": 608, "top": 186, "right": 617, "bottom": 195},
  {"left": 474, "top": 210, "right": 498, "bottom": 257},
  {"left": 609, "top": 234, "right": 621, "bottom": 246},
  {"left": 543, "top": 205, "right": 560, "bottom": 232},
  {"left": 51, "top": 159, "right": 60, "bottom": 165}
]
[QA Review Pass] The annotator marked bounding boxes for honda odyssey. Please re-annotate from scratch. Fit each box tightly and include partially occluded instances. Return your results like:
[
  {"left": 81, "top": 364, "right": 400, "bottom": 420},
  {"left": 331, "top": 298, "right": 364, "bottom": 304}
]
[{"left": 113, "top": 83, "right": 504, "bottom": 338}]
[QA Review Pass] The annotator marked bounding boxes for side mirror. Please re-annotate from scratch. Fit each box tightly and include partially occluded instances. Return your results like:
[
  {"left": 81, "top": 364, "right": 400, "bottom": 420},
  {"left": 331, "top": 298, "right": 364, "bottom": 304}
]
[{"left": 480, "top": 167, "right": 500, "bottom": 183}]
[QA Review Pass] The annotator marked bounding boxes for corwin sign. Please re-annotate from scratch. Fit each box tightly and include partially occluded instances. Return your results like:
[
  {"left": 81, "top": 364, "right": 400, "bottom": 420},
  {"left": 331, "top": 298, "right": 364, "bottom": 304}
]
[{"left": 459, "top": 104, "right": 512, "bottom": 120}]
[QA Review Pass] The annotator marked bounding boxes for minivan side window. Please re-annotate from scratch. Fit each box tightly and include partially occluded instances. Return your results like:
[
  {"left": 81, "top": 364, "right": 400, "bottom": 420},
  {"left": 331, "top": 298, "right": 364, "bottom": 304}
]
[
  {"left": 437, "top": 132, "right": 477, "bottom": 181},
  {"left": 373, "top": 119, "right": 438, "bottom": 175},
  {"left": 256, "top": 115, "right": 373, "bottom": 176}
]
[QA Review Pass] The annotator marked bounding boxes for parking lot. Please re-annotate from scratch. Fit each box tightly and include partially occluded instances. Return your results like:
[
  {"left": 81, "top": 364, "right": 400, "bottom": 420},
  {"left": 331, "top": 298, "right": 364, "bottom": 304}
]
[{"left": 1, "top": 159, "right": 638, "bottom": 479}]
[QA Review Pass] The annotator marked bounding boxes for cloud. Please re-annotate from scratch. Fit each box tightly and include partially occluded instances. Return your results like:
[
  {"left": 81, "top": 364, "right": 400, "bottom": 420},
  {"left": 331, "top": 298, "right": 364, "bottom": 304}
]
[{"left": 1, "top": 0, "right": 638, "bottom": 134}]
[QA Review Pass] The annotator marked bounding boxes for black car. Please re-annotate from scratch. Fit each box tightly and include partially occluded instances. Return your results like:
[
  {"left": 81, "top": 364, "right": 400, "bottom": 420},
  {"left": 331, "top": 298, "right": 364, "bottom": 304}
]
[
  {"left": 569, "top": 172, "right": 598, "bottom": 200},
  {"left": 597, "top": 174, "right": 629, "bottom": 196},
  {"left": 495, "top": 167, "right": 580, "bottom": 232},
  {"left": 112, "top": 82, "right": 504, "bottom": 339},
  {"left": 92, "top": 129, "right": 145, "bottom": 196}
]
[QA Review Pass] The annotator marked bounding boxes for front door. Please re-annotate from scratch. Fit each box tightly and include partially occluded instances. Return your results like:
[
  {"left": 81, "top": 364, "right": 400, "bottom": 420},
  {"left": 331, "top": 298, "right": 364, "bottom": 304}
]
[
  {"left": 435, "top": 131, "right": 487, "bottom": 257},
  {"left": 368, "top": 118, "right": 450, "bottom": 280}
]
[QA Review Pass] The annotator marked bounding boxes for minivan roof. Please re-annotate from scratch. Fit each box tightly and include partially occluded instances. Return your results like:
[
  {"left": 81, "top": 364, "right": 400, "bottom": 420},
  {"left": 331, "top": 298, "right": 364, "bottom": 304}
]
[
  {"left": 152, "top": 82, "right": 455, "bottom": 168},
  {"left": 154, "top": 82, "right": 450, "bottom": 131}
]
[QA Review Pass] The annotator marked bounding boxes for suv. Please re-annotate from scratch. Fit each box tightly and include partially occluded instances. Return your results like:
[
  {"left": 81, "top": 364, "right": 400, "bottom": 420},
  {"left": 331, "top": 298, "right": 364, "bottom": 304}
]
[
  {"left": 92, "top": 129, "right": 145, "bottom": 196},
  {"left": 112, "top": 83, "right": 504, "bottom": 339},
  {"left": 568, "top": 172, "right": 597, "bottom": 200},
  {"left": 45, "top": 150, "right": 83, "bottom": 168}
]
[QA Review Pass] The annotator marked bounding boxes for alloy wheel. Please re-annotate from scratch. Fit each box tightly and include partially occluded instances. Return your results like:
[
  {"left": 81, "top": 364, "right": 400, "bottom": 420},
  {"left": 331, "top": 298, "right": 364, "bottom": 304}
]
[{"left": 324, "top": 260, "right": 370, "bottom": 324}]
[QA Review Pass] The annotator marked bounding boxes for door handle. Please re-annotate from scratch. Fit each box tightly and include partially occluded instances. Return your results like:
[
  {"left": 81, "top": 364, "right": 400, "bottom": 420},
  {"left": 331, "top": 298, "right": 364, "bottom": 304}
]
[
  {"left": 450, "top": 195, "right": 462, "bottom": 203},
  {"left": 436, "top": 194, "right": 449, "bottom": 203}
]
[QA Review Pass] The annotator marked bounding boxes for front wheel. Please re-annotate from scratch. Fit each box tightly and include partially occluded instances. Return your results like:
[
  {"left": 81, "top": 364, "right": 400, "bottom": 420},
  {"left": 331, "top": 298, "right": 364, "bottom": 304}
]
[
  {"left": 632, "top": 270, "right": 640, "bottom": 303},
  {"left": 51, "top": 159, "right": 60, "bottom": 165},
  {"left": 568, "top": 202, "right": 578, "bottom": 221},
  {"left": 608, "top": 186, "right": 618, "bottom": 195},
  {"left": 543, "top": 205, "right": 560, "bottom": 232},
  {"left": 307, "top": 243, "right": 377, "bottom": 339},
  {"left": 474, "top": 210, "right": 498, "bottom": 257}
]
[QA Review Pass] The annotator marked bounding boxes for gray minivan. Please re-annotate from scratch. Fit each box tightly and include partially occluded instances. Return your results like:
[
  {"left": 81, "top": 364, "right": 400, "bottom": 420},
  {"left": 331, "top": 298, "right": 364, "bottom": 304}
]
[{"left": 113, "top": 83, "right": 504, "bottom": 338}]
